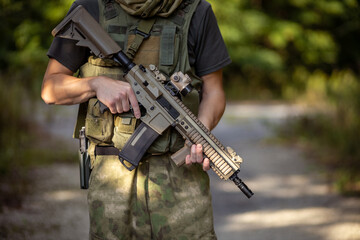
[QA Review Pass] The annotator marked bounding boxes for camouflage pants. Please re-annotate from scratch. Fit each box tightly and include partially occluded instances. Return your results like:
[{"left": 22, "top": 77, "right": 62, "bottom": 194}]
[{"left": 88, "top": 153, "right": 217, "bottom": 240}]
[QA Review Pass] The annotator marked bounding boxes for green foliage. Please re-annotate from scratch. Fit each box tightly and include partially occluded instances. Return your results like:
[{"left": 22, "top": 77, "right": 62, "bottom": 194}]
[
  {"left": 0, "top": 0, "right": 74, "bottom": 208},
  {"left": 0, "top": 0, "right": 73, "bottom": 94},
  {"left": 208, "top": 0, "right": 360, "bottom": 99},
  {"left": 0, "top": 0, "right": 359, "bottom": 198},
  {"left": 0, "top": 0, "right": 74, "bottom": 165},
  {"left": 0, "top": 75, "right": 77, "bottom": 209},
  {"left": 208, "top": 0, "right": 360, "bottom": 194},
  {"left": 277, "top": 70, "right": 360, "bottom": 195}
]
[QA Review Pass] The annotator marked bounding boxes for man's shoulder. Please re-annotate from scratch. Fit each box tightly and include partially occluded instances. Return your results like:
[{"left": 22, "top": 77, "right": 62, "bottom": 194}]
[
  {"left": 198, "top": 0, "right": 212, "bottom": 9},
  {"left": 195, "top": 0, "right": 212, "bottom": 16},
  {"left": 190, "top": 0, "right": 215, "bottom": 30},
  {"left": 73, "top": 0, "right": 98, "bottom": 7}
]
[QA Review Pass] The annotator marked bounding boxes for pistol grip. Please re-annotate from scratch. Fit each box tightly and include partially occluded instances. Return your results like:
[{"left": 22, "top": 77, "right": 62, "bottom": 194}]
[{"left": 171, "top": 140, "right": 192, "bottom": 166}]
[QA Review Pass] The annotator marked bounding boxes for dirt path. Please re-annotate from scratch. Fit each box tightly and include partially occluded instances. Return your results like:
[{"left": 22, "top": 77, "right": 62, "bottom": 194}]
[
  {"left": 1, "top": 103, "right": 359, "bottom": 240},
  {"left": 210, "top": 103, "right": 360, "bottom": 240}
]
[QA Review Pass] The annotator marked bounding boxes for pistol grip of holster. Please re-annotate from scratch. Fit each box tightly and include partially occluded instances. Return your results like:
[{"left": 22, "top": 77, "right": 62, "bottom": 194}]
[{"left": 118, "top": 122, "right": 160, "bottom": 171}]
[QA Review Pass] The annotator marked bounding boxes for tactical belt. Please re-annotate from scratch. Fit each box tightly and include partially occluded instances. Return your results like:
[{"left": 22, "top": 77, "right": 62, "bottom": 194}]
[
  {"left": 95, "top": 146, "right": 119, "bottom": 156},
  {"left": 95, "top": 145, "right": 164, "bottom": 157}
]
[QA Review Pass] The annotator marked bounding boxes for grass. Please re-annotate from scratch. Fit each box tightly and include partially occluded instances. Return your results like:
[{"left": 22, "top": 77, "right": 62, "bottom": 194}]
[
  {"left": 0, "top": 121, "right": 77, "bottom": 210},
  {"left": 0, "top": 81, "right": 77, "bottom": 210},
  {"left": 274, "top": 69, "right": 360, "bottom": 196},
  {"left": 276, "top": 113, "right": 360, "bottom": 196}
]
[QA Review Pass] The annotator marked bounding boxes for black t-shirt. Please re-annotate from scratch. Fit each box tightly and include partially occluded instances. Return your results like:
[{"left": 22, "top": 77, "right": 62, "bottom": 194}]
[{"left": 47, "top": 0, "right": 231, "bottom": 77}]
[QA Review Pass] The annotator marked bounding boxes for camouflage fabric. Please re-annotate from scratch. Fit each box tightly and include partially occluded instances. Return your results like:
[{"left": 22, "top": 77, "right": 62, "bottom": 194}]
[
  {"left": 115, "top": 0, "right": 183, "bottom": 18},
  {"left": 88, "top": 154, "right": 217, "bottom": 240}
]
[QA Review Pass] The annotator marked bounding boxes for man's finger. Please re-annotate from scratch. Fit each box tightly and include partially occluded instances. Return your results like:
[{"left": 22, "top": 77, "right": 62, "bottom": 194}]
[
  {"left": 185, "top": 155, "right": 191, "bottom": 165},
  {"left": 128, "top": 90, "right": 141, "bottom": 119},
  {"left": 191, "top": 145, "right": 197, "bottom": 163},
  {"left": 203, "top": 158, "right": 210, "bottom": 171},
  {"left": 196, "top": 144, "right": 203, "bottom": 163},
  {"left": 108, "top": 102, "right": 117, "bottom": 114},
  {"left": 121, "top": 94, "right": 131, "bottom": 112},
  {"left": 116, "top": 105, "right": 124, "bottom": 114}
]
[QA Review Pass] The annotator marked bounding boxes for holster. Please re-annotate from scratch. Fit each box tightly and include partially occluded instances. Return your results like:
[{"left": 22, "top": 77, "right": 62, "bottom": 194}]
[{"left": 79, "top": 127, "right": 91, "bottom": 189}]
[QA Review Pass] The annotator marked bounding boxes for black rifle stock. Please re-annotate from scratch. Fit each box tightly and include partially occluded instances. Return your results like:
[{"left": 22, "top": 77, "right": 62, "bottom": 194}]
[{"left": 52, "top": 5, "right": 253, "bottom": 198}]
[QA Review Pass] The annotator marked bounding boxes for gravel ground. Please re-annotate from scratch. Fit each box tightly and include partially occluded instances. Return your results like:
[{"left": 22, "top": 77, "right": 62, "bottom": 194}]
[
  {"left": 0, "top": 103, "right": 359, "bottom": 240},
  {"left": 211, "top": 103, "right": 360, "bottom": 240}
]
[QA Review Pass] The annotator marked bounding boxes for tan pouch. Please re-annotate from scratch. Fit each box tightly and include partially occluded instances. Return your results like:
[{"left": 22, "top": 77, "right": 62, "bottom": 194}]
[
  {"left": 112, "top": 115, "right": 137, "bottom": 150},
  {"left": 85, "top": 98, "right": 114, "bottom": 144}
]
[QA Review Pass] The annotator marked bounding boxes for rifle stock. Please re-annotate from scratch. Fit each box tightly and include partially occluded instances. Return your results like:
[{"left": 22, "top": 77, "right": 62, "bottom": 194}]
[{"left": 53, "top": 5, "right": 253, "bottom": 198}]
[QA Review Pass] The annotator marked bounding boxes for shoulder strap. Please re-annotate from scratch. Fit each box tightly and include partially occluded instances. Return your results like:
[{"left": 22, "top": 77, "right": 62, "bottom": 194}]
[{"left": 126, "top": 18, "right": 156, "bottom": 59}]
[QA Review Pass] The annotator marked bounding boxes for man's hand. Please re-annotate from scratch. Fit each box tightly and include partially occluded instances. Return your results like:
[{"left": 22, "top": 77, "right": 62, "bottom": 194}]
[
  {"left": 183, "top": 69, "right": 226, "bottom": 172},
  {"left": 185, "top": 144, "right": 210, "bottom": 171},
  {"left": 42, "top": 59, "right": 141, "bottom": 119},
  {"left": 91, "top": 76, "right": 141, "bottom": 118}
]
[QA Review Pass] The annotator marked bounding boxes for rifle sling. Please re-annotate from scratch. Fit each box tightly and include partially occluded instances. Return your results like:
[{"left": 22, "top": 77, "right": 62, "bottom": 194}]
[{"left": 126, "top": 18, "right": 156, "bottom": 59}]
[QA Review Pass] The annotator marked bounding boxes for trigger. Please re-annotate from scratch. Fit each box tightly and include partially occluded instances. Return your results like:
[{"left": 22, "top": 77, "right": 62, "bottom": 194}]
[{"left": 130, "top": 103, "right": 147, "bottom": 117}]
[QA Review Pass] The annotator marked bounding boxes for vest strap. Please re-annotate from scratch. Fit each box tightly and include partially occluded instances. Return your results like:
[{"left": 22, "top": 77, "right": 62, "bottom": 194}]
[
  {"left": 160, "top": 25, "right": 176, "bottom": 66},
  {"left": 126, "top": 18, "right": 156, "bottom": 59}
]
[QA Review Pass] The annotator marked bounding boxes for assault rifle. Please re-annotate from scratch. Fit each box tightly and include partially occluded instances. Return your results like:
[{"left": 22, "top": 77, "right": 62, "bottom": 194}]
[{"left": 52, "top": 5, "right": 253, "bottom": 198}]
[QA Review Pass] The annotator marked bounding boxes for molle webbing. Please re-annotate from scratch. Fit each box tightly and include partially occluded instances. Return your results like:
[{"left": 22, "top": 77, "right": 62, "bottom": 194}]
[{"left": 160, "top": 25, "right": 176, "bottom": 66}]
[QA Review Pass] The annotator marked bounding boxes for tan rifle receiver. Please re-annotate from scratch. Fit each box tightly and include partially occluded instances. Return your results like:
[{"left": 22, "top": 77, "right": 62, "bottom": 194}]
[{"left": 52, "top": 5, "right": 253, "bottom": 198}]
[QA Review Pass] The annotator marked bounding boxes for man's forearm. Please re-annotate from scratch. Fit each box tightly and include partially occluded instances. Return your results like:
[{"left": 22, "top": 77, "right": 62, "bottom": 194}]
[
  {"left": 197, "top": 69, "right": 226, "bottom": 131},
  {"left": 41, "top": 58, "right": 141, "bottom": 117},
  {"left": 197, "top": 91, "right": 225, "bottom": 130},
  {"left": 41, "top": 59, "right": 96, "bottom": 105}
]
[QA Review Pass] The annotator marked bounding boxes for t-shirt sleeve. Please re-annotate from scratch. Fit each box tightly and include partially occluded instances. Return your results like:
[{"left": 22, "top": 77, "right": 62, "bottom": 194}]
[
  {"left": 188, "top": 1, "right": 231, "bottom": 77},
  {"left": 47, "top": 0, "right": 99, "bottom": 72}
]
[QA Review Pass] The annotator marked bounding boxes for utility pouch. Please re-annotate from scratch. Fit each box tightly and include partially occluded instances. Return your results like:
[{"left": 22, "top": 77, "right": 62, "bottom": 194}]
[
  {"left": 85, "top": 98, "right": 114, "bottom": 144},
  {"left": 112, "top": 115, "right": 137, "bottom": 150}
]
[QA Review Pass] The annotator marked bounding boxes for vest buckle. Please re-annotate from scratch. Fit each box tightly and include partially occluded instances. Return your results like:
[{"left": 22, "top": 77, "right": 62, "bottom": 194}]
[{"left": 134, "top": 28, "right": 150, "bottom": 39}]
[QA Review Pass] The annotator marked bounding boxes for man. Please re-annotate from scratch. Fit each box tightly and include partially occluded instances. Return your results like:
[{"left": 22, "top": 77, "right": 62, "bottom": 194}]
[{"left": 41, "top": 0, "right": 231, "bottom": 239}]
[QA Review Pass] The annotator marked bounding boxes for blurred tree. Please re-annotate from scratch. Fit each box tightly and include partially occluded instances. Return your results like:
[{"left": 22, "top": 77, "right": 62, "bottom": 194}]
[
  {"left": 0, "top": 0, "right": 73, "bottom": 208},
  {"left": 0, "top": 0, "right": 358, "bottom": 197},
  {"left": 207, "top": 0, "right": 360, "bottom": 194},
  {"left": 208, "top": 0, "right": 360, "bottom": 99},
  {"left": 0, "top": 0, "right": 73, "bottom": 94}
]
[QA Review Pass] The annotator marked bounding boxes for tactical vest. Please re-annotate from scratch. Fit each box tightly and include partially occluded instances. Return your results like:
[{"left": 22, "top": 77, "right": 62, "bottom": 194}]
[{"left": 77, "top": 0, "right": 202, "bottom": 155}]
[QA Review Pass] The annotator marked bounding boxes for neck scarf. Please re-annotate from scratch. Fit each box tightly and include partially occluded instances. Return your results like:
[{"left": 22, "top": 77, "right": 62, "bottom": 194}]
[{"left": 115, "top": 0, "right": 183, "bottom": 18}]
